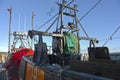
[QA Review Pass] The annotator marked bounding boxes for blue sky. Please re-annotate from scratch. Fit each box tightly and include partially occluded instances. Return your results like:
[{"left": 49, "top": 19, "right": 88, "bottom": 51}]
[{"left": 0, "top": 0, "right": 120, "bottom": 53}]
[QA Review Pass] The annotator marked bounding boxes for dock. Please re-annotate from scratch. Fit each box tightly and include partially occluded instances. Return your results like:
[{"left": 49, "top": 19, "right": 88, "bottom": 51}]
[{"left": 0, "top": 63, "right": 7, "bottom": 80}]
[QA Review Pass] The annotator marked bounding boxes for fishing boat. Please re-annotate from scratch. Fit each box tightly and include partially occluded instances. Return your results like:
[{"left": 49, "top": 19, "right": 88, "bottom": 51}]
[
  {"left": 5, "top": 31, "right": 34, "bottom": 80},
  {"left": 3, "top": 7, "right": 34, "bottom": 80},
  {"left": 3, "top": 0, "right": 120, "bottom": 80}
]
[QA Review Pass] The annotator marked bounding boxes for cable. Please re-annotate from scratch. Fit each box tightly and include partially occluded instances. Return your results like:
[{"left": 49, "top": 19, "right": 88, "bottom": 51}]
[
  {"left": 35, "top": 14, "right": 58, "bottom": 30},
  {"left": 76, "top": 17, "right": 89, "bottom": 37},
  {"left": 103, "top": 26, "right": 120, "bottom": 46},
  {"left": 35, "top": 0, "right": 75, "bottom": 30},
  {"left": 99, "top": 36, "right": 120, "bottom": 41},
  {"left": 75, "top": 0, "right": 102, "bottom": 38},
  {"left": 78, "top": 0, "right": 102, "bottom": 21},
  {"left": 46, "top": 16, "right": 59, "bottom": 32}
]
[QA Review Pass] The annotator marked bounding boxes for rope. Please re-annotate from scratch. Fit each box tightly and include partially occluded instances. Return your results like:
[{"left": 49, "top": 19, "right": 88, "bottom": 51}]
[
  {"left": 45, "top": 16, "right": 59, "bottom": 32},
  {"left": 77, "top": 17, "right": 89, "bottom": 37},
  {"left": 35, "top": 14, "right": 58, "bottom": 30},
  {"left": 99, "top": 36, "right": 120, "bottom": 41},
  {"left": 35, "top": 0, "right": 74, "bottom": 30},
  {"left": 103, "top": 26, "right": 120, "bottom": 46},
  {"left": 78, "top": 0, "right": 102, "bottom": 21},
  {"left": 76, "top": 0, "right": 102, "bottom": 38}
]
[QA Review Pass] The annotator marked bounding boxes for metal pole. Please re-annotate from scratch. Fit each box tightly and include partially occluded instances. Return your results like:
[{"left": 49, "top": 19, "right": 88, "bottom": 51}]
[
  {"left": 31, "top": 11, "right": 35, "bottom": 48},
  {"left": 60, "top": 0, "right": 64, "bottom": 54},
  {"left": 74, "top": 5, "right": 80, "bottom": 54},
  {"left": 8, "top": 7, "right": 12, "bottom": 54}
]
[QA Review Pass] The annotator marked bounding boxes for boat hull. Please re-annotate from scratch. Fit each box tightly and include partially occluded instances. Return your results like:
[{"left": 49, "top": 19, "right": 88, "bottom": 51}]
[{"left": 19, "top": 56, "right": 112, "bottom": 80}]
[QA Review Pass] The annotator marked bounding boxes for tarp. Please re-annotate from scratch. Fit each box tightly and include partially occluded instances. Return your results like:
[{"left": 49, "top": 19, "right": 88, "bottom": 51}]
[{"left": 64, "top": 32, "right": 79, "bottom": 55}]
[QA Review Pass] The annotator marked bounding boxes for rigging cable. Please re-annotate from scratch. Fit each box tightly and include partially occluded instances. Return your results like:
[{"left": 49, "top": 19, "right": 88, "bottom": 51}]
[
  {"left": 45, "top": 16, "right": 59, "bottom": 32},
  {"left": 77, "top": 17, "right": 89, "bottom": 37},
  {"left": 103, "top": 26, "right": 120, "bottom": 46},
  {"left": 79, "top": 0, "right": 102, "bottom": 21},
  {"left": 99, "top": 36, "right": 120, "bottom": 41},
  {"left": 76, "top": 0, "right": 102, "bottom": 38},
  {"left": 35, "top": 0, "right": 75, "bottom": 30}
]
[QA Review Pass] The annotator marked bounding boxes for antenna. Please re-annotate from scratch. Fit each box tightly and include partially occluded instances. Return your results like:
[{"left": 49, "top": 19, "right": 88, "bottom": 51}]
[
  {"left": 18, "top": 14, "right": 20, "bottom": 31},
  {"left": 24, "top": 16, "right": 26, "bottom": 31}
]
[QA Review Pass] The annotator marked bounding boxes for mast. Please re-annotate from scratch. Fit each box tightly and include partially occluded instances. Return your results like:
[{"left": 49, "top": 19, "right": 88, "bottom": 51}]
[
  {"left": 32, "top": 11, "right": 35, "bottom": 30},
  {"left": 31, "top": 11, "right": 35, "bottom": 48},
  {"left": 8, "top": 7, "right": 12, "bottom": 54},
  {"left": 57, "top": 0, "right": 79, "bottom": 54},
  {"left": 74, "top": 4, "right": 80, "bottom": 53},
  {"left": 59, "top": 0, "right": 65, "bottom": 54}
]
